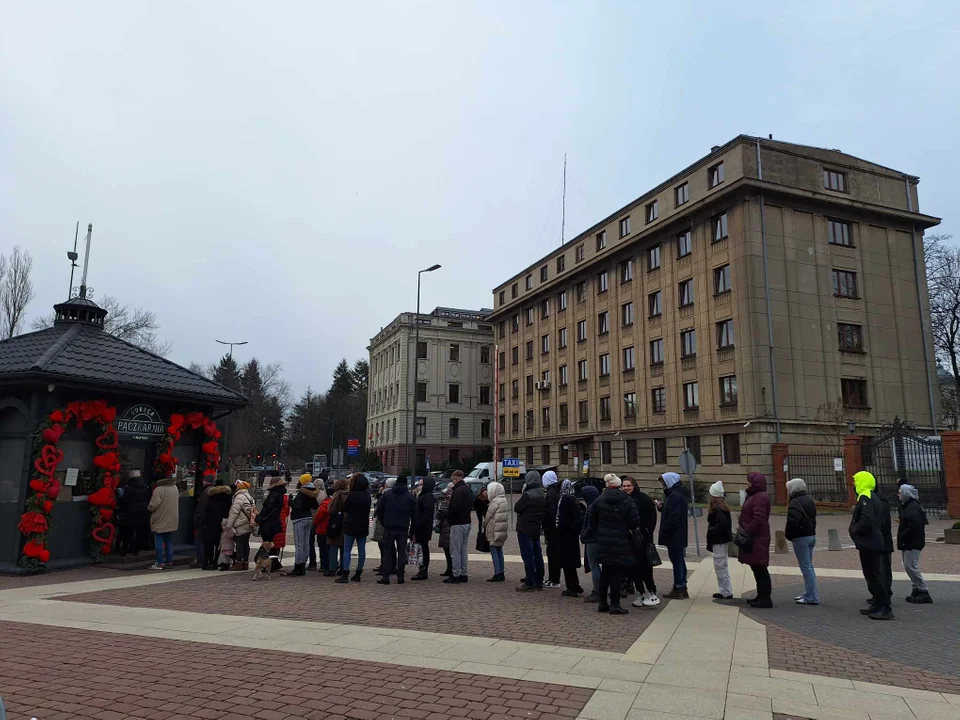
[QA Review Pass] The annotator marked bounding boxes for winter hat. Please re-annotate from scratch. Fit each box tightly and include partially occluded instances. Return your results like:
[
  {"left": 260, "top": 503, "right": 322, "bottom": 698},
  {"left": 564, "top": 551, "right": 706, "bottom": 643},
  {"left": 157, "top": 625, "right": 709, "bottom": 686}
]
[
  {"left": 129, "top": 470, "right": 142, "bottom": 479},
  {"left": 542, "top": 470, "right": 558, "bottom": 487},
  {"left": 202, "top": 478, "right": 214, "bottom": 487},
  {"left": 396, "top": 475, "right": 408, "bottom": 486},
  {"left": 524, "top": 470, "right": 542, "bottom": 486},
  {"left": 235, "top": 480, "right": 251, "bottom": 490},
  {"left": 267, "top": 476, "right": 286, "bottom": 489},
  {"left": 785, "top": 478, "right": 807, "bottom": 497},
  {"left": 299, "top": 473, "right": 313, "bottom": 486},
  {"left": 709, "top": 481, "right": 725, "bottom": 498},
  {"left": 604, "top": 473, "right": 622, "bottom": 488},
  {"left": 581, "top": 484, "right": 600, "bottom": 505},
  {"left": 661, "top": 472, "right": 681, "bottom": 489}
]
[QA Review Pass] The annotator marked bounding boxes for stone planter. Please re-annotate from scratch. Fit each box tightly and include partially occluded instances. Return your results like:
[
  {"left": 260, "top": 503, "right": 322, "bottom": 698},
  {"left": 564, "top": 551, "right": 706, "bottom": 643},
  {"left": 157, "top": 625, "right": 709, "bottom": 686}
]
[{"left": 944, "top": 528, "right": 960, "bottom": 545}]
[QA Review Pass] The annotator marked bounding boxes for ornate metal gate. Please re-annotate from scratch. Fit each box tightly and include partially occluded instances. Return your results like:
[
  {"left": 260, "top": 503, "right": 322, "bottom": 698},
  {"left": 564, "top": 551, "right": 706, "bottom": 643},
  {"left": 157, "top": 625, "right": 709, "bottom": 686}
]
[
  {"left": 862, "top": 418, "right": 946, "bottom": 513},
  {"left": 785, "top": 451, "right": 848, "bottom": 504}
]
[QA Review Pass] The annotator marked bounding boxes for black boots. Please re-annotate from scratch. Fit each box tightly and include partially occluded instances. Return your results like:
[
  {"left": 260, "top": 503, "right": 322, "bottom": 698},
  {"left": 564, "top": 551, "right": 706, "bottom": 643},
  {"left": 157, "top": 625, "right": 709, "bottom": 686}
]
[
  {"left": 288, "top": 564, "right": 306, "bottom": 577},
  {"left": 335, "top": 571, "right": 350, "bottom": 583},
  {"left": 906, "top": 589, "right": 932, "bottom": 604},
  {"left": 397, "top": 573, "right": 405, "bottom": 585},
  {"left": 411, "top": 568, "right": 428, "bottom": 581},
  {"left": 377, "top": 576, "right": 390, "bottom": 585},
  {"left": 350, "top": 569, "right": 362, "bottom": 582},
  {"left": 869, "top": 606, "right": 895, "bottom": 620},
  {"left": 487, "top": 573, "right": 505, "bottom": 582}
]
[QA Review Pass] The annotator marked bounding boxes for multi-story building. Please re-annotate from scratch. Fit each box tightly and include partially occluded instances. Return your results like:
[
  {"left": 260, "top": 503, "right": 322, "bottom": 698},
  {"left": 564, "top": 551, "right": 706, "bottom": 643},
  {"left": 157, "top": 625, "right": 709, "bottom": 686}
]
[
  {"left": 489, "top": 135, "right": 940, "bottom": 488},
  {"left": 367, "top": 306, "right": 495, "bottom": 474}
]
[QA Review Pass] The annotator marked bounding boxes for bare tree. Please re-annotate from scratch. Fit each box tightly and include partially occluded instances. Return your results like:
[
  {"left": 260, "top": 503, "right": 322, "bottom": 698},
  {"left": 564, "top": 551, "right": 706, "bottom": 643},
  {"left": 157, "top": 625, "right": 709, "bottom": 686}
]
[
  {"left": 814, "top": 399, "right": 851, "bottom": 452},
  {"left": 924, "top": 234, "right": 960, "bottom": 422},
  {"left": 31, "top": 294, "right": 172, "bottom": 355},
  {"left": 0, "top": 245, "right": 35, "bottom": 338}
]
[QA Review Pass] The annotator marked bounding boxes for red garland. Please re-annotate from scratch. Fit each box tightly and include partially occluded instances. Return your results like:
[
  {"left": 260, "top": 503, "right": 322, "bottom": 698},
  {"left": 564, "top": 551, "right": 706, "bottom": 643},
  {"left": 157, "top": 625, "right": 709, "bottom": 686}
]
[
  {"left": 154, "top": 411, "right": 222, "bottom": 482},
  {"left": 17, "top": 400, "right": 119, "bottom": 571}
]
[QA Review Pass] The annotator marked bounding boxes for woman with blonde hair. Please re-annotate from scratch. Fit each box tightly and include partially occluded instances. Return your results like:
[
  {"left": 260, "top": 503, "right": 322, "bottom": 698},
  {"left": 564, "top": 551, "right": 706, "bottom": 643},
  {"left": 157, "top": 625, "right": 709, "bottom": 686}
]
[
  {"left": 226, "top": 479, "right": 255, "bottom": 570},
  {"left": 706, "top": 481, "right": 733, "bottom": 600}
]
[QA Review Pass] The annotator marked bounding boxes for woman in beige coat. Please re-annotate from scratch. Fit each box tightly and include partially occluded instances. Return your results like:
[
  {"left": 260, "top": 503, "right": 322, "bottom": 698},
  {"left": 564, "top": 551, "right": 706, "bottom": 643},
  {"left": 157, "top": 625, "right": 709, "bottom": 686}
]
[
  {"left": 226, "top": 480, "right": 255, "bottom": 570},
  {"left": 483, "top": 481, "right": 509, "bottom": 582},
  {"left": 148, "top": 477, "right": 179, "bottom": 569}
]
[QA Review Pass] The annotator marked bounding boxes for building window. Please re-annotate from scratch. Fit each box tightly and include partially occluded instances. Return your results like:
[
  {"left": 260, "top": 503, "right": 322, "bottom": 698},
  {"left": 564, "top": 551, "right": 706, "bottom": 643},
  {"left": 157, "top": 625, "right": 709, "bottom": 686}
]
[
  {"left": 675, "top": 182, "right": 689, "bottom": 206},
  {"left": 448, "top": 449, "right": 459, "bottom": 464},
  {"left": 512, "top": 314, "right": 519, "bottom": 332},
  {"left": 646, "top": 200, "right": 659, "bottom": 223},
  {"left": 577, "top": 319, "right": 587, "bottom": 342},
  {"left": 576, "top": 281, "right": 587, "bottom": 303},
  {"left": 558, "top": 327, "right": 567, "bottom": 348},
  {"left": 540, "top": 265, "right": 548, "bottom": 282},
  {"left": 679, "top": 279, "right": 694, "bottom": 308},
  {"left": 541, "top": 407, "right": 551, "bottom": 430},
  {"left": 578, "top": 400, "right": 589, "bottom": 424},
  {"left": 542, "top": 444, "right": 551, "bottom": 463},
  {"left": 719, "top": 375, "right": 737, "bottom": 407},
  {"left": 559, "top": 403, "right": 569, "bottom": 427},
  {"left": 653, "top": 438, "right": 667, "bottom": 464},
  {"left": 832, "top": 269, "right": 859, "bottom": 298},
  {"left": 449, "top": 343, "right": 460, "bottom": 362},
  {"left": 598, "top": 311, "right": 609, "bottom": 335},
  {"left": 597, "top": 271, "right": 609, "bottom": 294},
  {"left": 722, "top": 434, "right": 741, "bottom": 464},
  {"left": 559, "top": 364, "right": 568, "bottom": 386},
  {"left": 559, "top": 445, "right": 568, "bottom": 464},
  {"left": 416, "top": 382, "right": 427, "bottom": 402},
  {"left": 619, "top": 216, "right": 631, "bottom": 238},
  {"left": 648, "top": 244, "right": 661, "bottom": 271},
  {"left": 511, "top": 413, "right": 519, "bottom": 433},
  {"left": 680, "top": 329, "right": 697, "bottom": 358},
  {"left": 712, "top": 212, "right": 729, "bottom": 242},
  {"left": 511, "top": 346, "right": 519, "bottom": 365},
  {"left": 498, "top": 290, "right": 505, "bottom": 306},
  {"left": 525, "top": 410, "right": 534, "bottom": 430},
  {"left": 538, "top": 333, "right": 549, "bottom": 355},
  {"left": 601, "top": 440, "right": 612, "bottom": 463},
  {"left": 624, "top": 392, "right": 637, "bottom": 419},
  {"left": 526, "top": 375, "right": 534, "bottom": 395},
  {"left": 526, "top": 307, "right": 535, "bottom": 325},
  {"left": 620, "top": 258, "right": 634, "bottom": 283},
  {"left": 480, "top": 385, "right": 491, "bottom": 405},
  {"left": 417, "top": 341, "right": 428, "bottom": 359},
  {"left": 599, "top": 353, "right": 611, "bottom": 377},
  {"left": 540, "top": 299, "right": 550, "bottom": 319},
  {"left": 623, "top": 345, "right": 635, "bottom": 371},
  {"left": 498, "top": 321, "right": 505, "bottom": 339},
  {"left": 677, "top": 230, "right": 692, "bottom": 258},
  {"left": 621, "top": 302, "right": 634, "bottom": 327},
  {"left": 648, "top": 291, "right": 662, "bottom": 318},
  {"left": 577, "top": 359, "right": 588, "bottom": 382},
  {"left": 838, "top": 323, "right": 864, "bottom": 352},
  {"left": 480, "top": 345, "right": 491, "bottom": 364},
  {"left": 512, "top": 283, "right": 518, "bottom": 299},
  {"left": 626, "top": 438, "right": 638, "bottom": 464},
  {"left": 599, "top": 396, "right": 612, "bottom": 421},
  {"left": 512, "top": 379, "right": 519, "bottom": 398},
  {"left": 449, "top": 418, "right": 460, "bottom": 438},
  {"left": 823, "top": 168, "right": 847, "bottom": 192},
  {"left": 498, "top": 351, "right": 506, "bottom": 369},
  {"left": 651, "top": 387, "right": 666, "bottom": 414},
  {"left": 685, "top": 435, "right": 701, "bottom": 463},
  {"left": 683, "top": 382, "right": 700, "bottom": 410},
  {"left": 650, "top": 338, "right": 664, "bottom": 366},
  {"left": 714, "top": 264, "right": 731, "bottom": 295},
  {"left": 841, "top": 378, "right": 869, "bottom": 409},
  {"left": 541, "top": 369, "right": 551, "bottom": 385},
  {"left": 416, "top": 416, "right": 426, "bottom": 437},
  {"left": 525, "top": 274, "right": 533, "bottom": 290},
  {"left": 828, "top": 219, "right": 853, "bottom": 247},
  {"left": 576, "top": 243, "right": 585, "bottom": 262},
  {"left": 558, "top": 290, "right": 568, "bottom": 311},
  {"left": 709, "top": 162, "right": 724, "bottom": 188},
  {"left": 717, "top": 319, "right": 735, "bottom": 350},
  {"left": 448, "top": 384, "right": 460, "bottom": 403},
  {"left": 526, "top": 446, "right": 534, "bottom": 465},
  {"left": 557, "top": 255, "right": 566, "bottom": 273},
  {"left": 499, "top": 383, "right": 505, "bottom": 402},
  {"left": 596, "top": 230, "right": 607, "bottom": 251}
]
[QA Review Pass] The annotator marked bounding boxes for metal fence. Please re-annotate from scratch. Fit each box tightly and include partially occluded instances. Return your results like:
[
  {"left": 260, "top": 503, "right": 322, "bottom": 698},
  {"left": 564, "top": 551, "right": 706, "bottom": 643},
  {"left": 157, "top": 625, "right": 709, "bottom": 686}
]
[
  {"left": 862, "top": 418, "right": 946, "bottom": 515},
  {"left": 785, "top": 451, "right": 848, "bottom": 504}
]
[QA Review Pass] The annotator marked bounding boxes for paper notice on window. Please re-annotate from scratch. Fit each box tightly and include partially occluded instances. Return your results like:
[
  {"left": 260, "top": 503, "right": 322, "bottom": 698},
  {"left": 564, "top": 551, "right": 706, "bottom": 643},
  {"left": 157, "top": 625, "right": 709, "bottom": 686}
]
[
  {"left": 834, "top": 457, "right": 843, "bottom": 472},
  {"left": 65, "top": 467, "right": 80, "bottom": 487}
]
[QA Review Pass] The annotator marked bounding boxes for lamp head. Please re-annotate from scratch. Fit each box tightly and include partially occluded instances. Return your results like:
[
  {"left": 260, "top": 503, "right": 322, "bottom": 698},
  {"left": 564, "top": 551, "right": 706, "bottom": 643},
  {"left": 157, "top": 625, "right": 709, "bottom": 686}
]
[{"left": 423, "top": 264, "right": 441, "bottom": 272}]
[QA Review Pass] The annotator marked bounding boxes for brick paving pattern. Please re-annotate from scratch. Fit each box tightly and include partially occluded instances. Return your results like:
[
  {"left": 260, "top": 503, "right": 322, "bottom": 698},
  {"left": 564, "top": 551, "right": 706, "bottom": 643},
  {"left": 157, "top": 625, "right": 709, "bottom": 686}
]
[
  {"left": 745, "top": 578, "right": 960, "bottom": 696},
  {"left": 55, "top": 564, "right": 674, "bottom": 653},
  {"left": 0, "top": 621, "right": 595, "bottom": 720}
]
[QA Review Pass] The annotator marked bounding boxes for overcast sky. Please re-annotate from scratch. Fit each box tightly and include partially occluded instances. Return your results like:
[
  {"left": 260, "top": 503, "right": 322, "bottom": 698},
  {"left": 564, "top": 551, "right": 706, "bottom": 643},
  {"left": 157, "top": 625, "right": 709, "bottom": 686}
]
[{"left": 2, "top": 1, "right": 958, "bottom": 400}]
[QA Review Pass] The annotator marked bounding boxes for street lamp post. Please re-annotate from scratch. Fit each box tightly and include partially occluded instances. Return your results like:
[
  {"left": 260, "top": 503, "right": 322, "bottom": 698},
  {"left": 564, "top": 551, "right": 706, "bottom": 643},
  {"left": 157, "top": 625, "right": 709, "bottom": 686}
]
[
  {"left": 215, "top": 339, "right": 248, "bottom": 359},
  {"left": 409, "top": 264, "right": 441, "bottom": 479}
]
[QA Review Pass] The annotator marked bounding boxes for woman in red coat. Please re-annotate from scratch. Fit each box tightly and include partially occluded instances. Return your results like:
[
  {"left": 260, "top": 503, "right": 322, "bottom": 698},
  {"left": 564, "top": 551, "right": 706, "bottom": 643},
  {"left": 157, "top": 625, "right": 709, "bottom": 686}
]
[{"left": 738, "top": 472, "right": 772, "bottom": 608}]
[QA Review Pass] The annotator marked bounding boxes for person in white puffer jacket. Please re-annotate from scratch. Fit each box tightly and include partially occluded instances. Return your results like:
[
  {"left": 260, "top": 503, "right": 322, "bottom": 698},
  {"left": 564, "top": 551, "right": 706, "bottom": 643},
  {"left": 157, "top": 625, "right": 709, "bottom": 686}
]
[{"left": 483, "top": 481, "right": 509, "bottom": 582}]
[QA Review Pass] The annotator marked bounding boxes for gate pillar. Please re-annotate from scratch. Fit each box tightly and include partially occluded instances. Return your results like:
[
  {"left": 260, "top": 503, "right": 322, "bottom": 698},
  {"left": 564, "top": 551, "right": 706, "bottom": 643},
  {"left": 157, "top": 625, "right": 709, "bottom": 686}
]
[
  {"left": 772, "top": 443, "right": 788, "bottom": 506},
  {"left": 843, "top": 435, "right": 864, "bottom": 508},
  {"left": 942, "top": 431, "right": 960, "bottom": 519}
]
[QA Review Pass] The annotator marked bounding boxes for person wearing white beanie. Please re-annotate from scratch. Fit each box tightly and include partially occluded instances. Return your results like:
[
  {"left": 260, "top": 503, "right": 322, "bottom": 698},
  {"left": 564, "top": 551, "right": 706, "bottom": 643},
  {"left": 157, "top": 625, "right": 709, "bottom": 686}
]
[
  {"left": 604, "top": 473, "right": 622, "bottom": 488},
  {"left": 706, "top": 481, "right": 733, "bottom": 599}
]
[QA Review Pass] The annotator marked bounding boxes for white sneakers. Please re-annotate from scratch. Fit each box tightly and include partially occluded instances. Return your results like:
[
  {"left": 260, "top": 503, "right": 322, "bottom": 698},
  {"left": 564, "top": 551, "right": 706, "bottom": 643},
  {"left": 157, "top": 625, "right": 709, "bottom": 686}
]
[
  {"left": 632, "top": 592, "right": 662, "bottom": 607},
  {"left": 148, "top": 563, "right": 164, "bottom": 570}
]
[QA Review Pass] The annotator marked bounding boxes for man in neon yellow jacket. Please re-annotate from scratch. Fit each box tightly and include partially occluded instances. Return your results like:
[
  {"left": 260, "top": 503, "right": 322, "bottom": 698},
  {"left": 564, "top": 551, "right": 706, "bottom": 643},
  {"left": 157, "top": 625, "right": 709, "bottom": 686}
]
[{"left": 849, "top": 471, "right": 893, "bottom": 620}]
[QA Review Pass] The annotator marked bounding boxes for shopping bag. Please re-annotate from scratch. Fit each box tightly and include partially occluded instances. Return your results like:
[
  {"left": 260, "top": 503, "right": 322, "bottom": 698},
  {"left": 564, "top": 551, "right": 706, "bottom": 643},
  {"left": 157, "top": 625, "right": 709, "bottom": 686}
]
[{"left": 407, "top": 541, "right": 423, "bottom": 566}]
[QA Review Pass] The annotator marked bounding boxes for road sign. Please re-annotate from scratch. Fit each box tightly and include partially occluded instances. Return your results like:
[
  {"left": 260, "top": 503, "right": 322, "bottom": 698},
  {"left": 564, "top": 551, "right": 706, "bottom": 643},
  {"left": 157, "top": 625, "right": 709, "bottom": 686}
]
[
  {"left": 678, "top": 449, "right": 697, "bottom": 475},
  {"left": 347, "top": 438, "right": 359, "bottom": 457},
  {"left": 502, "top": 457, "right": 520, "bottom": 478}
]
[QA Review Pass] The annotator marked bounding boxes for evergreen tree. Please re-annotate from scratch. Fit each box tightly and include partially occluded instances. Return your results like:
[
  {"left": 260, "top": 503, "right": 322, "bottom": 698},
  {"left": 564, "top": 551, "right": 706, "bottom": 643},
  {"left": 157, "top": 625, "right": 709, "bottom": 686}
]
[{"left": 330, "top": 358, "right": 354, "bottom": 395}]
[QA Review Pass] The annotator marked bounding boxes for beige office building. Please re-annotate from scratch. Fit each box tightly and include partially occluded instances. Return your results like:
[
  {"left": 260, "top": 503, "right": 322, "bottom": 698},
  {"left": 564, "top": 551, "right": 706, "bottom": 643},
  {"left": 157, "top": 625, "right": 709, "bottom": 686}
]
[
  {"left": 489, "top": 135, "right": 940, "bottom": 488},
  {"left": 367, "top": 307, "right": 495, "bottom": 474}
]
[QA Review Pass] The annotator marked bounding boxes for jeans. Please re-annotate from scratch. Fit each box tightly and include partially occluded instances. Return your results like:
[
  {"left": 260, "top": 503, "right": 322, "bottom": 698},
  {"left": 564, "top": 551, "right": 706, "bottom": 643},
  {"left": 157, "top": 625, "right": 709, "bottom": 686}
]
[
  {"left": 292, "top": 518, "right": 312, "bottom": 566},
  {"left": 517, "top": 531, "right": 544, "bottom": 588},
  {"left": 155, "top": 531, "right": 174, "bottom": 565},
  {"left": 490, "top": 546, "right": 505, "bottom": 575},
  {"left": 584, "top": 543, "right": 600, "bottom": 592},
  {"left": 382, "top": 530, "right": 407, "bottom": 577},
  {"left": 902, "top": 549, "right": 927, "bottom": 592},
  {"left": 598, "top": 564, "right": 626, "bottom": 608},
  {"left": 449, "top": 524, "right": 471, "bottom": 577},
  {"left": 792, "top": 535, "right": 819, "bottom": 603},
  {"left": 343, "top": 534, "right": 366, "bottom": 572},
  {"left": 667, "top": 545, "right": 687, "bottom": 588},
  {"left": 712, "top": 543, "right": 732, "bottom": 597}
]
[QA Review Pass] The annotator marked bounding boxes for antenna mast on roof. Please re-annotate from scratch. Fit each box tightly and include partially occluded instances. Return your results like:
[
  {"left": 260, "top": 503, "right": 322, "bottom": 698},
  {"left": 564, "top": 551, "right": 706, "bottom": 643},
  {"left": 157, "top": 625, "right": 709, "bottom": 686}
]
[
  {"left": 78, "top": 224, "right": 93, "bottom": 299},
  {"left": 560, "top": 153, "right": 567, "bottom": 246},
  {"left": 66, "top": 221, "right": 79, "bottom": 300}
]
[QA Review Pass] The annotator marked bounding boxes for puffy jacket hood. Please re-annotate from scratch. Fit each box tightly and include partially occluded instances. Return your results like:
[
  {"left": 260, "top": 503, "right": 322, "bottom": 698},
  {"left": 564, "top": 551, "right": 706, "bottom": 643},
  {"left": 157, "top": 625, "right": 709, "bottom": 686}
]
[
  {"left": 747, "top": 472, "right": 767, "bottom": 495},
  {"left": 785, "top": 478, "right": 807, "bottom": 497},
  {"left": 420, "top": 477, "right": 436, "bottom": 495},
  {"left": 661, "top": 472, "right": 681, "bottom": 489},
  {"left": 542, "top": 470, "right": 558, "bottom": 487},
  {"left": 155, "top": 477, "right": 176, "bottom": 487},
  {"left": 297, "top": 486, "right": 320, "bottom": 499},
  {"left": 392, "top": 483, "right": 409, "bottom": 495},
  {"left": 853, "top": 471, "right": 875, "bottom": 499},
  {"left": 351, "top": 476, "right": 369, "bottom": 492},
  {"left": 899, "top": 483, "right": 918, "bottom": 502},
  {"left": 581, "top": 485, "right": 599, "bottom": 505},
  {"left": 487, "top": 481, "right": 505, "bottom": 500},
  {"left": 207, "top": 485, "right": 232, "bottom": 497}
]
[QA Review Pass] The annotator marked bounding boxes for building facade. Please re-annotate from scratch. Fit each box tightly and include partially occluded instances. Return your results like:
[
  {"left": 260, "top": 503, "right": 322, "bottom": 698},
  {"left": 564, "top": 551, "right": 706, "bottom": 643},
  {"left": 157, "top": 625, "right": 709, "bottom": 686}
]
[
  {"left": 367, "top": 307, "right": 495, "bottom": 474},
  {"left": 489, "top": 136, "right": 940, "bottom": 489}
]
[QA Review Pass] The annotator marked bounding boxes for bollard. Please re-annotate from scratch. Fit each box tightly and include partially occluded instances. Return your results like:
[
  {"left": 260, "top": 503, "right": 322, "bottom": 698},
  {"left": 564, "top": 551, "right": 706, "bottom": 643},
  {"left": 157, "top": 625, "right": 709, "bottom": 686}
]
[
  {"left": 774, "top": 530, "right": 788, "bottom": 554},
  {"left": 828, "top": 527, "right": 843, "bottom": 551}
]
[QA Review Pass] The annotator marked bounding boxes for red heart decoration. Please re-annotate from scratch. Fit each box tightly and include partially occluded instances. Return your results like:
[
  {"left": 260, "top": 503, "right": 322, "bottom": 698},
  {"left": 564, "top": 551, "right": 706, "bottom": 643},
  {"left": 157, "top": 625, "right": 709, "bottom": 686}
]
[
  {"left": 91, "top": 522, "right": 115, "bottom": 545},
  {"left": 23, "top": 540, "right": 46, "bottom": 558},
  {"left": 42, "top": 424, "right": 65, "bottom": 445},
  {"left": 100, "top": 406, "right": 117, "bottom": 424},
  {"left": 93, "top": 452, "right": 118, "bottom": 470},
  {"left": 87, "top": 487, "right": 115, "bottom": 506},
  {"left": 201, "top": 440, "right": 218, "bottom": 455},
  {"left": 45, "top": 478, "right": 61, "bottom": 499},
  {"left": 39, "top": 548, "right": 51, "bottom": 563},
  {"left": 100, "top": 543, "right": 111, "bottom": 555},
  {"left": 49, "top": 409, "right": 65, "bottom": 423},
  {"left": 34, "top": 445, "right": 64, "bottom": 476},
  {"left": 42, "top": 500, "right": 53, "bottom": 513},
  {"left": 29, "top": 478, "right": 48, "bottom": 493},
  {"left": 99, "top": 508, "right": 114, "bottom": 521},
  {"left": 95, "top": 428, "right": 119, "bottom": 449},
  {"left": 102, "top": 475, "right": 120, "bottom": 490}
]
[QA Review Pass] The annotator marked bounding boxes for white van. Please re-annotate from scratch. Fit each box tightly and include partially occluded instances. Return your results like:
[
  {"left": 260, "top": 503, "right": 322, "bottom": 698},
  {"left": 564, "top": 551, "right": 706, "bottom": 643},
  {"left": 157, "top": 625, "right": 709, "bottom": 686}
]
[{"left": 467, "top": 461, "right": 528, "bottom": 492}]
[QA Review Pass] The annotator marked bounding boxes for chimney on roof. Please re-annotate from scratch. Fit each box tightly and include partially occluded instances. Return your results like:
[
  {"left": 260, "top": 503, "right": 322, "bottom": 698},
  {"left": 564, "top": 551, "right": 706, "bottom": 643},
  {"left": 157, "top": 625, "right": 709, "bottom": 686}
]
[
  {"left": 768, "top": 134, "right": 773, "bottom": 139},
  {"left": 710, "top": 145, "right": 720, "bottom": 153}
]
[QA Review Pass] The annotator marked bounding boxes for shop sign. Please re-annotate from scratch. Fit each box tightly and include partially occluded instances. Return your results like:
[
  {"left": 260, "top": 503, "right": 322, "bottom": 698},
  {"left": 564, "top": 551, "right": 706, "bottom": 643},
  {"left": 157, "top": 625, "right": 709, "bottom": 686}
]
[{"left": 116, "top": 404, "right": 166, "bottom": 440}]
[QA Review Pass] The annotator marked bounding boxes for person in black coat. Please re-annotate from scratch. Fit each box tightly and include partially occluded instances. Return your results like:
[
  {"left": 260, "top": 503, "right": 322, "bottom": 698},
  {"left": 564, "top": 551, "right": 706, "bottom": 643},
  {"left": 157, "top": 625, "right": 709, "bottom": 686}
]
[
  {"left": 850, "top": 471, "right": 893, "bottom": 619},
  {"left": 201, "top": 483, "right": 233, "bottom": 569},
  {"left": 622, "top": 477, "right": 659, "bottom": 606},
  {"left": 375, "top": 475, "right": 418, "bottom": 584},
  {"left": 257, "top": 478, "right": 287, "bottom": 543},
  {"left": 784, "top": 478, "right": 818, "bottom": 605},
  {"left": 515, "top": 471, "right": 546, "bottom": 592},
  {"left": 657, "top": 472, "right": 690, "bottom": 599},
  {"left": 541, "top": 471, "right": 562, "bottom": 586},
  {"left": 898, "top": 484, "right": 931, "bottom": 604},
  {"left": 587, "top": 474, "right": 641, "bottom": 614},
  {"left": 411, "top": 477, "right": 436, "bottom": 580},
  {"left": 445, "top": 471, "right": 474, "bottom": 584},
  {"left": 116, "top": 471, "right": 151, "bottom": 556},
  {"left": 554, "top": 479, "right": 584, "bottom": 597},
  {"left": 337, "top": 473, "right": 372, "bottom": 582}
]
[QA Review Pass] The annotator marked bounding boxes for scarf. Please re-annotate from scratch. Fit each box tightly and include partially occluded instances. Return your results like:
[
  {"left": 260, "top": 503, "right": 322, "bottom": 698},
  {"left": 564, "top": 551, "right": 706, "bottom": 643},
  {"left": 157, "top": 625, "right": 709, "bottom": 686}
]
[{"left": 556, "top": 479, "right": 576, "bottom": 527}]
